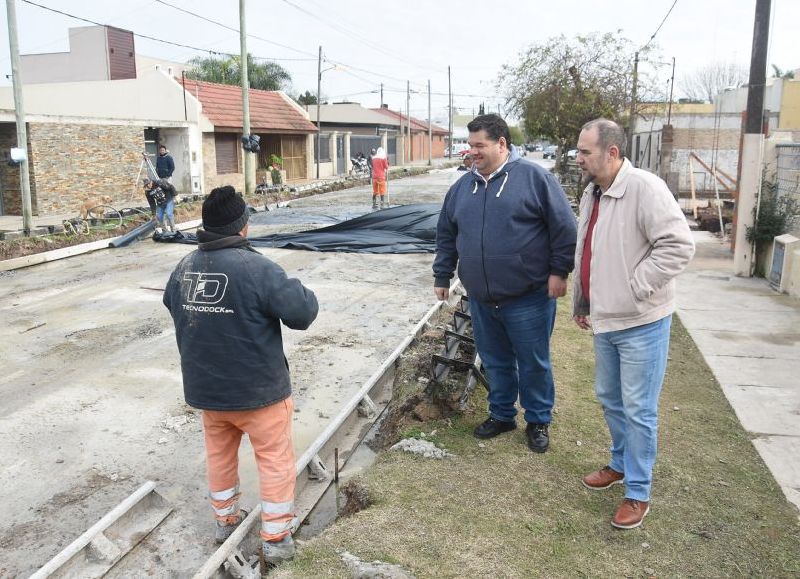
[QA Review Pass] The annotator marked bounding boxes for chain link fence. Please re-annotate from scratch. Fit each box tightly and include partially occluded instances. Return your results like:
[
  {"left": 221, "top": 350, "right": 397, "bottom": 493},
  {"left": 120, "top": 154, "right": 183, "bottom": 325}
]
[{"left": 776, "top": 143, "right": 800, "bottom": 236}]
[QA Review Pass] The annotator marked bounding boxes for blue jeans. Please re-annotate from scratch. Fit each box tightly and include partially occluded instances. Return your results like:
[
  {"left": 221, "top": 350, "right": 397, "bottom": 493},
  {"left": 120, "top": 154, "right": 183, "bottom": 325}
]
[
  {"left": 156, "top": 199, "right": 174, "bottom": 223},
  {"left": 593, "top": 315, "right": 672, "bottom": 502},
  {"left": 469, "top": 288, "right": 557, "bottom": 425}
]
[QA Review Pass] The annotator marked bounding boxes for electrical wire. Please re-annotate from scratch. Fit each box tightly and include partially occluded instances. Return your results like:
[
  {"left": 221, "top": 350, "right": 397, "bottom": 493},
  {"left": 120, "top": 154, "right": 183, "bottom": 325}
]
[
  {"left": 20, "top": 0, "right": 314, "bottom": 62},
  {"left": 154, "top": 0, "right": 316, "bottom": 60},
  {"left": 642, "top": 0, "right": 679, "bottom": 50}
]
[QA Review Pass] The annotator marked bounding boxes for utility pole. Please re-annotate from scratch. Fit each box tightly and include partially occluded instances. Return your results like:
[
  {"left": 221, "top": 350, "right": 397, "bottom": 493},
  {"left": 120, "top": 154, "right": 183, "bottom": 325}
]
[
  {"left": 734, "top": 0, "right": 772, "bottom": 275},
  {"left": 380, "top": 83, "right": 384, "bottom": 107},
  {"left": 447, "top": 65, "right": 452, "bottom": 159},
  {"left": 316, "top": 45, "right": 322, "bottom": 179},
  {"left": 239, "top": 0, "right": 253, "bottom": 196},
  {"left": 427, "top": 79, "right": 432, "bottom": 166},
  {"left": 399, "top": 98, "right": 405, "bottom": 167},
  {"left": 6, "top": 0, "right": 33, "bottom": 234},
  {"left": 666, "top": 56, "right": 675, "bottom": 126},
  {"left": 627, "top": 51, "right": 639, "bottom": 165},
  {"left": 406, "top": 80, "right": 411, "bottom": 164}
]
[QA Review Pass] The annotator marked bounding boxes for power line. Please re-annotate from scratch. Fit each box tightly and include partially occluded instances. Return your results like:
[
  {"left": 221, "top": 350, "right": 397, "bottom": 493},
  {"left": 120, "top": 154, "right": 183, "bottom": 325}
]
[
  {"left": 279, "top": 0, "right": 441, "bottom": 75},
  {"left": 154, "top": 0, "right": 316, "bottom": 59},
  {"left": 20, "top": 0, "right": 316, "bottom": 63},
  {"left": 643, "top": 0, "right": 679, "bottom": 49}
]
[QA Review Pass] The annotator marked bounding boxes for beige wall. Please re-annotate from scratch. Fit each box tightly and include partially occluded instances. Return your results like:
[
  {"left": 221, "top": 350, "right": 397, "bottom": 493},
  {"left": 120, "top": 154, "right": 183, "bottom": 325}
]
[
  {"left": 20, "top": 26, "right": 109, "bottom": 84},
  {"left": 0, "top": 69, "right": 203, "bottom": 125},
  {"left": 26, "top": 123, "right": 143, "bottom": 214}
]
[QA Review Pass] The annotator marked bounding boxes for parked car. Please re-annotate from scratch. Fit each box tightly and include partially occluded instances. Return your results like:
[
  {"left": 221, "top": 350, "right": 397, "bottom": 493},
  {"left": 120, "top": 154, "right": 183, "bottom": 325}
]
[
  {"left": 567, "top": 149, "right": 577, "bottom": 159},
  {"left": 543, "top": 145, "right": 558, "bottom": 159}
]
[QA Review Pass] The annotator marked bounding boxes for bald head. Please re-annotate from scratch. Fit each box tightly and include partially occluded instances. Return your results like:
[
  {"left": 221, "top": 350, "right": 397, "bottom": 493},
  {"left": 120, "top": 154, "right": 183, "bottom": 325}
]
[{"left": 581, "top": 119, "right": 626, "bottom": 157}]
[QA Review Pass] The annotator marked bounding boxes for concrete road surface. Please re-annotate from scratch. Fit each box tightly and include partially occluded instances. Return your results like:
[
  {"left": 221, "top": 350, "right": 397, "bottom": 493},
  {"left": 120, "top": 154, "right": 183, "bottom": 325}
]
[{"left": 0, "top": 169, "right": 464, "bottom": 577}]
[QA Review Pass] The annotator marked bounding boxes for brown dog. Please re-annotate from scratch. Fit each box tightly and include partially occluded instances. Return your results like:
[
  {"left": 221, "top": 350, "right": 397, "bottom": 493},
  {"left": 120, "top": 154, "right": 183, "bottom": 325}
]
[{"left": 79, "top": 195, "right": 114, "bottom": 219}]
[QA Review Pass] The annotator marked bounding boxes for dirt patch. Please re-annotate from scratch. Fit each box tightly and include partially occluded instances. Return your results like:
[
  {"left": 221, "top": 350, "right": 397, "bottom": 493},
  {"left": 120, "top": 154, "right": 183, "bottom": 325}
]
[
  {"left": 339, "top": 477, "right": 372, "bottom": 517},
  {"left": 0, "top": 202, "right": 205, "bottom": 262}
]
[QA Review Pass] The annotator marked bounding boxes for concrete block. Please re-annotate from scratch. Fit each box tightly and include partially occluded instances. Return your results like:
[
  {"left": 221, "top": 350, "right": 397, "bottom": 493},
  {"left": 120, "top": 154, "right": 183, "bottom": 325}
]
[{"left": 1, "top": 230, "right": 25, "bottom": 241}]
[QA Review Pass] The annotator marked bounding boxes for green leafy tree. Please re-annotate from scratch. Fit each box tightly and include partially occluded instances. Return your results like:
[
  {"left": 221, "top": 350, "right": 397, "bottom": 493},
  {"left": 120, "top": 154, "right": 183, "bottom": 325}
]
[
  {"left": 508, "top": 125, "right": 525, "bottom": 146},
  {"left": 500, "top": 32, "right": 657, "bottom": 160},
  {"left": 296, "top": 90, "right": 318, "bottom": 105},
  {"left": 185, "top": 54, "right": 291, "bottom": 91}
]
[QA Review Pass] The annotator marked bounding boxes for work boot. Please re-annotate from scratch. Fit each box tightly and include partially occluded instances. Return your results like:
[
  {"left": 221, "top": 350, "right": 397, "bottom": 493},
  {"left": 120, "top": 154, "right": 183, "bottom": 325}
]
[
  {"left": 582, "top": 466, "right": 624, "bottom": 490},
  {"left": 262, "top": 534, "right": 296, "bottom": 565},
  {"left": 372, "top": 196, "right": 378, "bottom": 209},
  {"left": 611, "top": 498, "right": 650, "bottom": 529},
  {"left": 473, "top": 417, "right": 516, "bottom": 439},
  {"left": 380, "top": 199, "right": 388, "bottom": 209},
  {"left": 525, "top": 423, "right": 550, "bottom": 453},
  {"left": 214, "top": 509, "right": 248, "bottom": 544}
]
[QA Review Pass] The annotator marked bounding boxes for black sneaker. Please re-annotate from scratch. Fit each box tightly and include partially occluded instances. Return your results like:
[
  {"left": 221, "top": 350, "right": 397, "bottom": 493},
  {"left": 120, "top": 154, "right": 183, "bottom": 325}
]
[
  {"left": 526, "top": 423, "right": 550, "bottom": 453},
  {"left": 473, "top": 417, "right": 517, "bottom": 439}
]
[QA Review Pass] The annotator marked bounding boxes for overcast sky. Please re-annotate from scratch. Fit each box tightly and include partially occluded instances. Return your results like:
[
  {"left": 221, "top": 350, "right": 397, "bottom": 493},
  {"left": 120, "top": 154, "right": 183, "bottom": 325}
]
[{"left": 0, "top": 0, "right": 797, "bottom": 125}]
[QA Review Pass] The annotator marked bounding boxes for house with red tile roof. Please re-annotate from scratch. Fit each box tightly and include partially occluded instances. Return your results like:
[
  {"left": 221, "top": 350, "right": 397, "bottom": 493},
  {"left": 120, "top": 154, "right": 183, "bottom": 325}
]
[
  {"left": 371, "top": 105, "right": 449, "bottom": 163},
  {"left": 180, "top": 78, "right": 318, "bottom": 191}
]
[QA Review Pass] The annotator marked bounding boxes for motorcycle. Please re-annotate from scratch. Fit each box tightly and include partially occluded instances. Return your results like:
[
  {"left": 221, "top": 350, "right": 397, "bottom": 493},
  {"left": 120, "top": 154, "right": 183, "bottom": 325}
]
[{"left": 350, "top": 155, "right": 370, "bottom": 178}]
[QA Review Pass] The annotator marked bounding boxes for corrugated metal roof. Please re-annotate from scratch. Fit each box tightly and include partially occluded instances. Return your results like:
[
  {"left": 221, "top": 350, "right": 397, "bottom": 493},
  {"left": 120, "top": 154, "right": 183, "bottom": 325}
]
[
  {"left": 181, "top": 78, "right": 317, "bottom": 133},
  {"left": 305, "top": 102, "right": 397, "bottom": 126}
]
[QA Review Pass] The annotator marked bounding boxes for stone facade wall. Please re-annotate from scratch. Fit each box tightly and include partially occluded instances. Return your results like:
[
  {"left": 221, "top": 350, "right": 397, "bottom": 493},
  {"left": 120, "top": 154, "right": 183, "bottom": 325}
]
[
  {"left": 27, "top": 123, "right": 143, "bottom": 215},
  {"left": 202, "top": 132, "right": 245, "bottom": 193}
]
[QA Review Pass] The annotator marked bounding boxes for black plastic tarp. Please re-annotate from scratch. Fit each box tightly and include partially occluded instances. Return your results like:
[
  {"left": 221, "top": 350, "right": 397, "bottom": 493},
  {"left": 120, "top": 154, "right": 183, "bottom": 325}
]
[{"left": 153, "top": 204, "right": 441, "bottom": 254}]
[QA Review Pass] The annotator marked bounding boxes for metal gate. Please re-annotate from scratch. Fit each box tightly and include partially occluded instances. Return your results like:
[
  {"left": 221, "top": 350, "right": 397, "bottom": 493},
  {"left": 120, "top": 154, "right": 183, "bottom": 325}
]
[
  {"left": 387, "top": 137, "right": 397, "bottom": 166},
  {"left": 351, "top": 135, "right": 381, "bottom": 158},
  {"left": 336, "top": 134, "right": 345, "bottom": 174}
]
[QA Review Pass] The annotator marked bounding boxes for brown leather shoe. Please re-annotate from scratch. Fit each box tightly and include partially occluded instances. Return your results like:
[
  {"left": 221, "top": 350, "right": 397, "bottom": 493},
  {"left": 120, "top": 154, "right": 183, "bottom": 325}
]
[
  {"left": 611, "top": 498, "right": 650, "bottom": 529},
  {"left": 582, "top": 466, "right": 624, "bottom": 490}
]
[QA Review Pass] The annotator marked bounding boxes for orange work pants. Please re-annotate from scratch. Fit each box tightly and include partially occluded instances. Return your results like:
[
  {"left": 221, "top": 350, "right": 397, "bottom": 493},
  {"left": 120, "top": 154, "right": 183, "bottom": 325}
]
[{"left": 202, "top": 398, "right": 297, "bottom": 541}]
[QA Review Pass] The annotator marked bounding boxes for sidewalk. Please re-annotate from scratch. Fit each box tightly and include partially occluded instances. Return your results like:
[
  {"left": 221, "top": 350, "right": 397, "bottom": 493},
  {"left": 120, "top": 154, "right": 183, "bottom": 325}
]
[{"left": 676, "top": 231, "right": 800, "bottom": 513}]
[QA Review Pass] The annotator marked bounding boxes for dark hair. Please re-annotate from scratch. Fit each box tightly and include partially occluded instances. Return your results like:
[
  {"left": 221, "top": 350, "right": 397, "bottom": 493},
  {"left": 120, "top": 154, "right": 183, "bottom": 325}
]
[
  {"left": 582, "top": 118, "right": 626, "bottom": 156},
  {"left": 159, "top": 144, "right": 167, "bottom": 150},
  {"left": 467, "top": 114, "right": 511, "bottom": 148}
]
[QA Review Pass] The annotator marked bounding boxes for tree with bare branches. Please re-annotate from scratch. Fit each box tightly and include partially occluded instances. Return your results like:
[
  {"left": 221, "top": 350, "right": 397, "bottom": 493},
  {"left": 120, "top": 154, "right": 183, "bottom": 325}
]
[
  {"left": 679, "top": 61, "right": 748, "bottom": 103},
  {"left": 500, "top": 32, "right": 657, "bottom": 157}
]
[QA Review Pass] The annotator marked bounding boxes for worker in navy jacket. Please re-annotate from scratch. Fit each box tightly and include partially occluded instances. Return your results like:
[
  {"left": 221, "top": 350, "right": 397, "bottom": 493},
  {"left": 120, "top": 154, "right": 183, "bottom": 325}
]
[
  {"left": 156, "top": 144, "right": 175, "bottom": 182},
  {"left": 163, "top": 186, "right": 318, "bottom": 564},
  {"left": 433, "top": 114, "right": 576, "bottom": 453}
]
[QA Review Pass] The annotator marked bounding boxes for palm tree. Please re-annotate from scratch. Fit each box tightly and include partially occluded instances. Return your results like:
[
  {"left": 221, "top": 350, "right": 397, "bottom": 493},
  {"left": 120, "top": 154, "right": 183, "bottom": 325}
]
[{"left": 185, "top": 53, "right": 291, "bottom": 91}]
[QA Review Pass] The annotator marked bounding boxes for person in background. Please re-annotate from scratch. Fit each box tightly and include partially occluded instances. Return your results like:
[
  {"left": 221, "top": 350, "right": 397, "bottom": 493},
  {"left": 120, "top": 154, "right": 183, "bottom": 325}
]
[
  {"left": 573, "top": 118, "right": 694, "bottom": 529},
  {"left": 370, "top": 147, "right": 389, "bottom": 209},
  {"left": 163, "top": 186, "right": 318, "bottom": 565},
  {"left": 143, "top": 177, "right": 176, "bottom": 232},
  {"left": 156, "top": 145, "right": 175, "bottom": 183},
  {"left": 457, "top": 153, "right": 474, "bottom": 171}
]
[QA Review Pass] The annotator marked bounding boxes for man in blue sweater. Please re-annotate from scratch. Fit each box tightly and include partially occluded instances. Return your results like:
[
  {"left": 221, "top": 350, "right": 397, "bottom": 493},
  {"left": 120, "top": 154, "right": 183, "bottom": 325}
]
[{"left": 433, "top": 114, "right": 576, "bottom": 453}]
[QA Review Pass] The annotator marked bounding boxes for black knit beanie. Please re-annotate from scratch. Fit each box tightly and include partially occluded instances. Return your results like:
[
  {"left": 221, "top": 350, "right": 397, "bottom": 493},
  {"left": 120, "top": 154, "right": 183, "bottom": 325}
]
[{"left": 202, "top": 186, "right": 249, "bottom": 235}]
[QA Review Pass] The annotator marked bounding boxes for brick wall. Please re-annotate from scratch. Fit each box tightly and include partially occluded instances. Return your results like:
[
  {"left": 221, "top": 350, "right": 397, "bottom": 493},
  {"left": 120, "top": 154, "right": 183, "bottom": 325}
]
[
  {"left": 672, "top": 128, "right": 740, "bottom": 150},
  {"left": 202, "top": 132, "right": 244, "bottom": 193},
  {"left": 27, "top": 123, "right": 144, "bottom": 215}
]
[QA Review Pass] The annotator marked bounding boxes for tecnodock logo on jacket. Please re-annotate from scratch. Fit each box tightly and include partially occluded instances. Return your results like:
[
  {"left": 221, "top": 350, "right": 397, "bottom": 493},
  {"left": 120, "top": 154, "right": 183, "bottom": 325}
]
[{"left": 181, "top": 272, "right": 235, "bottom": 314}]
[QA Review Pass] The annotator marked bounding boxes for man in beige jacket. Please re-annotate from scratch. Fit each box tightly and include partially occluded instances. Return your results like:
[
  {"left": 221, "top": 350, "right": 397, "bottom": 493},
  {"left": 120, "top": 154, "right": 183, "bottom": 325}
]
[{"left": 573, "top": 119, "right": 694, "bottom": 529}]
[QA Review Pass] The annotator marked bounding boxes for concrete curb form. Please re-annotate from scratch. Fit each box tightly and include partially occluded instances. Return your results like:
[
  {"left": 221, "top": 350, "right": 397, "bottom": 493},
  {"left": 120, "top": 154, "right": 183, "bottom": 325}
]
[{"left": 0, "top": 218, "right": 203, "bottom": 273}]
